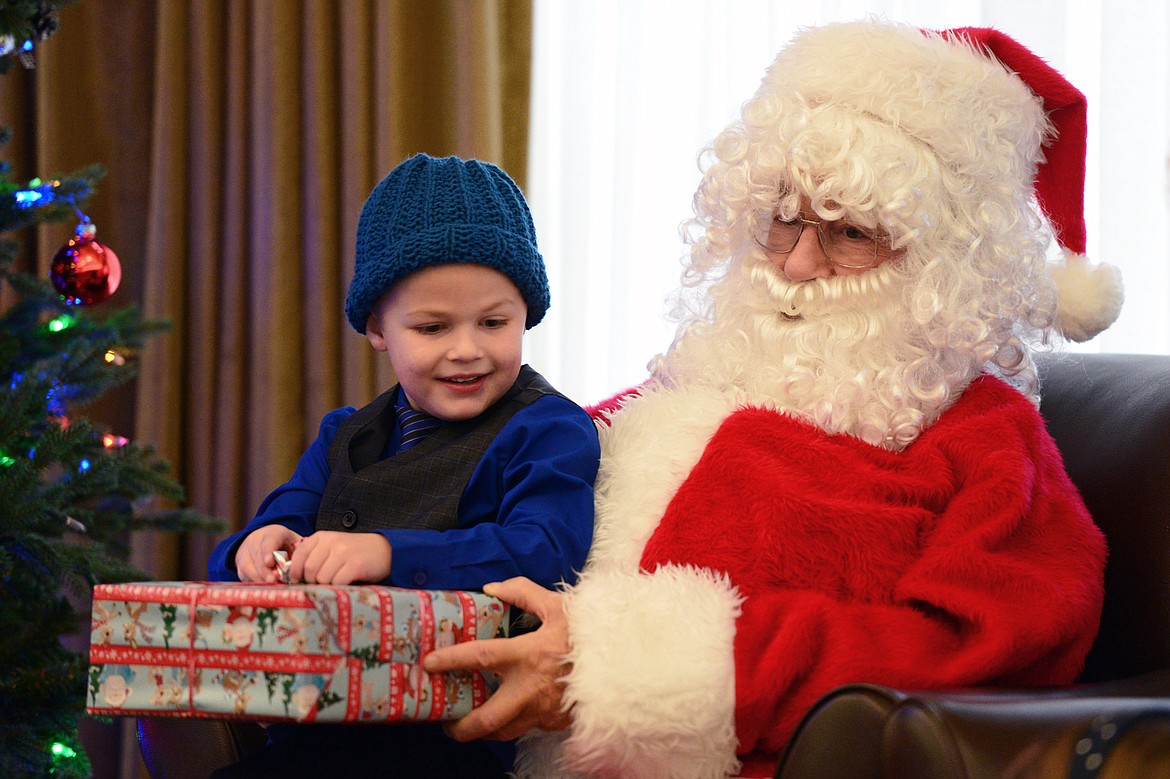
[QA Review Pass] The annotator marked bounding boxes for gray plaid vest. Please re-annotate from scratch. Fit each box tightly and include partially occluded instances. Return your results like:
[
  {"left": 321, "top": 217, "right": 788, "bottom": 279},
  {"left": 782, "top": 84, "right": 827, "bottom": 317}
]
[{"left": 316, "top": 365, "right": 562, "bottom": 533}]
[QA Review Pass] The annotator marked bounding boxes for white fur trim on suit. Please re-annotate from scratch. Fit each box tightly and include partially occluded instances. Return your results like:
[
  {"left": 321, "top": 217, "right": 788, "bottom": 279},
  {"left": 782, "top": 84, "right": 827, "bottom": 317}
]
[
  {"left": 589, "top": 383, "right": 748, "bottom": 572},
  {"left": 559, "top": 564, "right": 744, "bottom": 779},
  {"left": 514, "top": 385, "right": 748, "bottom": 778}
]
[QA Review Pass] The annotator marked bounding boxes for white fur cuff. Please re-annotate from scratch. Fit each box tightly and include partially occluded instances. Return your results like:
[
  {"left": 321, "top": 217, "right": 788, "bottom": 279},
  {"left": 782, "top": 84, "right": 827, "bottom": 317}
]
[{"left": 558, "top": 564, "right": 744, "bottom": 779}]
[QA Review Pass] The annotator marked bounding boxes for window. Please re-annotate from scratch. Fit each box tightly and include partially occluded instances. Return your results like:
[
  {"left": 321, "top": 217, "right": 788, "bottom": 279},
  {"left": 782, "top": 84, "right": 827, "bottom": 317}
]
[{"left": 526, "top": 0, "right": 1169, "bottom": 405}]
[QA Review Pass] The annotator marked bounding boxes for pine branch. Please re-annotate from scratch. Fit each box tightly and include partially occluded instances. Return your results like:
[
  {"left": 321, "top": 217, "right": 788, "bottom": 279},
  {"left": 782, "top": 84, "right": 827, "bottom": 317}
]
[
  {"left": 1, "top": 105, "right": 223, "bottom": 777},
  {"left": 0, "top": 164, "right": 100, "bottom": 233},
  {"left": 0, "top": 0, "right": 80, "bottom": 75}
]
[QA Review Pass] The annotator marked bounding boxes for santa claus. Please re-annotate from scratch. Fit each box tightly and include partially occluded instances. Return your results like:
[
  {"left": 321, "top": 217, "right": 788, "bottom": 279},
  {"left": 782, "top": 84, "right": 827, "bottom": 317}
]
[{"left": 426, "top": 20, "right": 1122, "bottom": 779}]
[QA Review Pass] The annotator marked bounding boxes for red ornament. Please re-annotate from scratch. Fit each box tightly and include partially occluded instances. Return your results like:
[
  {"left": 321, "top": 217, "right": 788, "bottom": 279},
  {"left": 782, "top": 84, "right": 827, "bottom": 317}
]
[{"left": 50, "top": 223, "right": 122, "bottom": 305}]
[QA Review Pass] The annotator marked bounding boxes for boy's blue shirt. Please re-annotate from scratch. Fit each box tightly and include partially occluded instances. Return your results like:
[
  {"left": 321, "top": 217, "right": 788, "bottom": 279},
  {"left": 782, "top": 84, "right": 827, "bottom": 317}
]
[{"left": 207, "top": 390, "right": 599, "bottom": 590}]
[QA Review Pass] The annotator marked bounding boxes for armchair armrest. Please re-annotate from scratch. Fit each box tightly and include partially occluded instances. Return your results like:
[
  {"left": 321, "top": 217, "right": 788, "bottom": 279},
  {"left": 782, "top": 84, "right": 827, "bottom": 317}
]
[{"left": 778, "top": 671, "right": 1170, "bottom": 779}]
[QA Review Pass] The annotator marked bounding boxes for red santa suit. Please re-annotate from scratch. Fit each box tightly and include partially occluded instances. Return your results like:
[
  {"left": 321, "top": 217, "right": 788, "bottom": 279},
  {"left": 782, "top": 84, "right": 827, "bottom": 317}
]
[{"left": 524, "top": 374, "right": 1105, "bottom": 779}]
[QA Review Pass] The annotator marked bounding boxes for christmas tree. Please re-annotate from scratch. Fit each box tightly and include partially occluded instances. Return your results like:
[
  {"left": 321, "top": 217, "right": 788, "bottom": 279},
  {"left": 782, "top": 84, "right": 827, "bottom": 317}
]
[{"left": 0, "top": 3, "right": 221, "bottom": 776}]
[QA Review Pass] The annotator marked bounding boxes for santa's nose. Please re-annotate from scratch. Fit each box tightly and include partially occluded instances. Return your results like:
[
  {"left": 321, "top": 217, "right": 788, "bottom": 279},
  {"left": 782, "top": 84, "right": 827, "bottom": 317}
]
[{"left": 777, "top": 228, "right": 834, "bottom": 281}]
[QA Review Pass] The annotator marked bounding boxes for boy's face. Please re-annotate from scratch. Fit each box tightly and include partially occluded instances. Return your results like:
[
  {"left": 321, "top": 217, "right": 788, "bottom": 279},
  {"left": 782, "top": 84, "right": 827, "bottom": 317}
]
[{"left": 365, "top": 263, "right": 526, "bottom": 422}]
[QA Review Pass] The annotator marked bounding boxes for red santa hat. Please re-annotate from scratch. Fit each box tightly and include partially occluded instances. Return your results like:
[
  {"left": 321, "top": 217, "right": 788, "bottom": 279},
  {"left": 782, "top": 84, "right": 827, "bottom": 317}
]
[
  {"left": 939, "top": 27, "right": 1123, "bottom": 341},
  {"left": 754, "top": 22, "right": 1123, "bottom": 342}
]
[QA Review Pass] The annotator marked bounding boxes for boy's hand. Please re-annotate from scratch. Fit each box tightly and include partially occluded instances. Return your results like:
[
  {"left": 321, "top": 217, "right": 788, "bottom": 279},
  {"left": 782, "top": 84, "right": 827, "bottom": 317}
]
[
  {"left": 289, "top": 531, "right": 392, "bottom": 585},
  {"left": 235, "top": 525, "right": 303, "bottom": 582}
]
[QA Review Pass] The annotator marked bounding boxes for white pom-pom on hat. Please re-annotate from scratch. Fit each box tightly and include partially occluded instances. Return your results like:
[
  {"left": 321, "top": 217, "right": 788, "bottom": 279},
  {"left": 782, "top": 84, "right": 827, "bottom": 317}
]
[
  {"left": 1048, "top": 251, "right": 1124, "bottom": 342},
  {"left": 942, "top": 28, "right": 1124, "bottom": 342}
]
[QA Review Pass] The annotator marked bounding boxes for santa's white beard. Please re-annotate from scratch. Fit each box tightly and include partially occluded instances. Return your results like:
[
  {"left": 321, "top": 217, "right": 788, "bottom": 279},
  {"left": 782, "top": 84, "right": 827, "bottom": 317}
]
[{"left": 653, "top": 257, "right": 983, "bottom": 449}]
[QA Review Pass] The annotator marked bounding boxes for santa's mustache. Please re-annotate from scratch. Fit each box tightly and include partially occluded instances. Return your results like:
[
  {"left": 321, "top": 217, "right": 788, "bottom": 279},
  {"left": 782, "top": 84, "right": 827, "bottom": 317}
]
[
  {"left": 657, "top": 253, "right": 968, "bottom": 449},
  {"left": 744, "top": 257, "right": 907, "bottom": 320}
]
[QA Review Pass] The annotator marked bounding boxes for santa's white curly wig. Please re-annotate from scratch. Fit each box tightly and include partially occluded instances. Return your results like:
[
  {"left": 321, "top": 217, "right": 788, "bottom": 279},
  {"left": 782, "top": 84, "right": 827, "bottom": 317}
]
[{"left": 656, "top": 21, "right": 1122, "bottom": 446}]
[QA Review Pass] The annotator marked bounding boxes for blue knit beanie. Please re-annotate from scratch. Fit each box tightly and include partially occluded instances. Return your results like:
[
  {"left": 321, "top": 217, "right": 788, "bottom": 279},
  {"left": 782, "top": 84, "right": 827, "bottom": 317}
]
[{"left": 345, "top": 154, "right": 550, "bottom": 333}]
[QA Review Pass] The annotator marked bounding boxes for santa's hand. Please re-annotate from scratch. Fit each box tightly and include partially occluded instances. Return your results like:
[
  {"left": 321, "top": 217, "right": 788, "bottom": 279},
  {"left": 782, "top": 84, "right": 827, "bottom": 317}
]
[
  {"left": 289, "top": 531, "right": 391, "bottom": 585},
  {"left": 423, "top": 577, "right": 573, "bottom": 742},
  {"left": 236, "top": 526, "right": 303, "bottom": 583}
]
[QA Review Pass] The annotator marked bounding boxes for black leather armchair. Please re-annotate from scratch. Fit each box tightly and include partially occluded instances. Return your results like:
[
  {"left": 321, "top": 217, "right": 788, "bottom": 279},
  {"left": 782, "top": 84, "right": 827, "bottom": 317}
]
[
  {"left": 777, "top": 352, "right": 1170, "bottom": 779},
  {"left": 138, "top": 353, "right": 1170, "bottom": 778}
]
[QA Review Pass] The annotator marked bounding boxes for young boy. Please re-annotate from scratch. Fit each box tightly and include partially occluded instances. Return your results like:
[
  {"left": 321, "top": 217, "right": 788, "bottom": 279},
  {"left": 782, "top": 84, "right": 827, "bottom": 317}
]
[{"left": 206, "top": 154, "right": 599, "bottom": 778}]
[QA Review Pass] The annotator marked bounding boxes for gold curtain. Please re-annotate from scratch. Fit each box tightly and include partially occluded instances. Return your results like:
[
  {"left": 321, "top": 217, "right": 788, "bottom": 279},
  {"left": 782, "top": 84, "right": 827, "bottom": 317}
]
[{"left": 0, "top": 1, "right": 531, "bottom": 776}]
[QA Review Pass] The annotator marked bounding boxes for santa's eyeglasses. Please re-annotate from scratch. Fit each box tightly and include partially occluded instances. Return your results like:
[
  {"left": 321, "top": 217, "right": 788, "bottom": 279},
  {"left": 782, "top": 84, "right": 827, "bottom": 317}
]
[{"left": 756, "top": 213, "right": 898, "bottom": 269}]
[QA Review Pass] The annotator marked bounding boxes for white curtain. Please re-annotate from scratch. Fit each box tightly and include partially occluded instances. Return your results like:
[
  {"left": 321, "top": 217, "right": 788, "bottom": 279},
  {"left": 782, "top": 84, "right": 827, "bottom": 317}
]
[{"left": 525, "top": 0, "right": 1170, "bottom": 406}]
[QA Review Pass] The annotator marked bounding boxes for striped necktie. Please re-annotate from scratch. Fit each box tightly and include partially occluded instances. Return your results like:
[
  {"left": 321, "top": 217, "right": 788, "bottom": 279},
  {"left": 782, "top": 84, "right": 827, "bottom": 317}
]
[{"left": 394, "top": 405, "right": 443, "bottom": 453}]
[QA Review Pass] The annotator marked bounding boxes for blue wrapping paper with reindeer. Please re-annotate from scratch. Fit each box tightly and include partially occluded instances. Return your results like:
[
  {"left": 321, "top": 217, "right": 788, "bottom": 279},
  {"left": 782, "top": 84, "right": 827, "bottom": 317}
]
[{"left": 86, "top": 581, "right": 507, "bottom": 723}]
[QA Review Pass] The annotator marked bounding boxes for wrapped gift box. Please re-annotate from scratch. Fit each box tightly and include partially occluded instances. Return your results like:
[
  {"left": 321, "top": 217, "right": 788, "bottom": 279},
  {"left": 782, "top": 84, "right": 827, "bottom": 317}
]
[{"left": 87, "top": 581, "right": 508, "bottom": 723}]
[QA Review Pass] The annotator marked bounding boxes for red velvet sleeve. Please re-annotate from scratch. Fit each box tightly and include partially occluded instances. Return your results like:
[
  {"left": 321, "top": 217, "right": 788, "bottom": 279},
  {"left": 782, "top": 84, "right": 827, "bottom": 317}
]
[{"left": 640, "top": 378, "right": 1106, "bottom": 758}]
